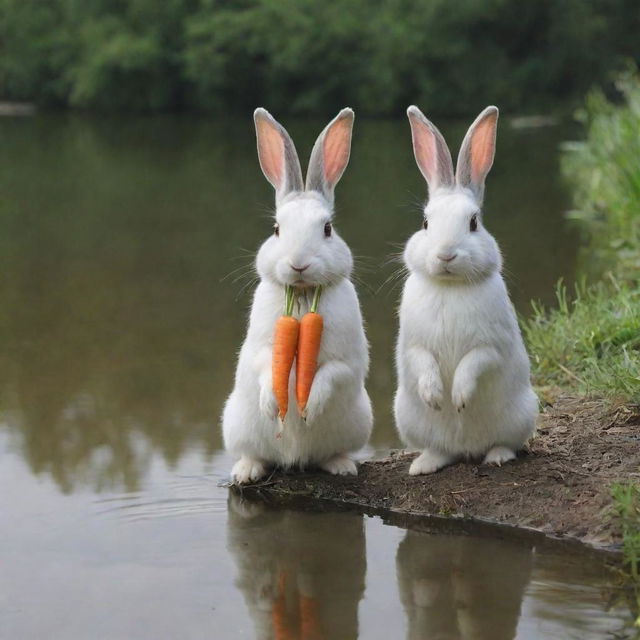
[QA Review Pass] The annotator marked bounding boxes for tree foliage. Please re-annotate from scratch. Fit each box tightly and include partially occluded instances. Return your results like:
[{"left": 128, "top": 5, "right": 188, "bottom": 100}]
[{"left": 0, "top": 0, "right": 638, "bottom": 114}]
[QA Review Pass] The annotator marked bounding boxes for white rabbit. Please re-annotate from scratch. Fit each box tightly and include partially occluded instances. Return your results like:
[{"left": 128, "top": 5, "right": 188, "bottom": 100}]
[
  {"left": 223, "top": 108, "right": 373, "bottom": 483},
  {"left": 395, "top": 105, "right": 538, "bottom": 475}
]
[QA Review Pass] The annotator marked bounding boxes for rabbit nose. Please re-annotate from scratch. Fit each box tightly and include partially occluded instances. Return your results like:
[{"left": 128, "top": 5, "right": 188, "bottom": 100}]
[
  {"left": 290, "top": 263, "right": 310, "bottom": 273},
  {"left": 437, "top": 253, "right": 457, "bottom": 263}
]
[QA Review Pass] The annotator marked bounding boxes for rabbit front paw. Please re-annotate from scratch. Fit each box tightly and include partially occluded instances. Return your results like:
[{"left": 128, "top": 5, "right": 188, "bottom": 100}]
[
  {"left": 301, "top": 379, "right": 330, "bottom": 425},
  {"left": 418, "top": 375, "right": 443, "bottom": 411},
  {"left": 259, "top": 382, "right": 279, "bottom": 421},
  {"left": 451, "top": 374, "right": 476, "bottom": 412}
]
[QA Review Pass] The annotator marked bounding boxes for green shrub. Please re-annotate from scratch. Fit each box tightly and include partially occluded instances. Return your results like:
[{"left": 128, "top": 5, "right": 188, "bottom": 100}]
[
  {"left": 562, "top": 70, "right": 640, "bottom": 280},
  {"left": 0, "top": 0, "right": 638, "bottom": 114},
  {"left": 525, "top": 72, "right": 640, "bottom": 402}
]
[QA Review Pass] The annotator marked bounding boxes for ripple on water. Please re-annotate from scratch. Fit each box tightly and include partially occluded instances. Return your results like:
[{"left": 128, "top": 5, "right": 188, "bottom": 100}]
[{"left": 93, "top": 475, "right": 227, "bottom": 522}]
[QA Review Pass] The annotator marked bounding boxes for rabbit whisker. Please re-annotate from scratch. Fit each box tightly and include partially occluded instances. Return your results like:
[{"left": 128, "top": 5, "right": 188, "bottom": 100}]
[
  {"left": 376, "top": 265, "right": 408, "bottom": 296},
  {"left": 234, "top": 277, "right": 259, "bottom": 300},
  {"left": 221, "top": 263, "right": 256, "bottom": 282}
]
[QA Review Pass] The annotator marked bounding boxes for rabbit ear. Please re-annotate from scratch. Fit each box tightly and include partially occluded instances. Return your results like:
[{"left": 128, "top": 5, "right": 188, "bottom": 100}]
[
  {"left": 456, "top": 106, "right": 499, "bottom": 202},
  {"left": 406, "top": 105, "right": 454, "bottom": 193},
  {"left": 254, "top": 108, "right": 304, "bottom": 202},
  {"left": 305, "top": 108, "right": 354, "bottom": 203}
]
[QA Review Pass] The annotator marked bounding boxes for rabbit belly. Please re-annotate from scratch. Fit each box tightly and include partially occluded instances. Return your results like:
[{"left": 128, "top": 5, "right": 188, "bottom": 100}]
[
  {"left": 395, "top": 371, "right": 536, "bottom": 457},
  {"left": 223, "top": 375, "right": 372, "bottom": 468},
  {"left": 279, "top": 385, "right": 372, "bottom": 466}
]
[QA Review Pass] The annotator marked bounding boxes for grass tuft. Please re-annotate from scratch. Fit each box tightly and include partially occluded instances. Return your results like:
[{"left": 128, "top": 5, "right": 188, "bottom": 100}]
[
  {"left": 612, "top": 483, "right": 640, "bottom": 629},
  {"left": 524, "top": 277, "right": 640, "bottom": 402},
  {"left": 613, "top": 483, "right": 640, "bottom": 583}
]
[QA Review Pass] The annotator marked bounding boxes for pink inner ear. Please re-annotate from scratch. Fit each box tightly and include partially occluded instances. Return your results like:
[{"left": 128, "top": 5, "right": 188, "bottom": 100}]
[
  {"left": 323, "top": 118, "right": 351, "bottom": 186},
  {"left": 411, "top": 119, "right": 439, "bottom": 184},
  {"left": 256, "top": 119, "right": 284, "bottom": 188},
  {"left": 470, "top": 117, "right": 497, "bottom": 184}
]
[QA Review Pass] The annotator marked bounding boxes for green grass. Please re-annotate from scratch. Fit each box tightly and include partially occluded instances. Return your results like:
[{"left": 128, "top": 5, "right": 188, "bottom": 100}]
[
  {"left": 526, "top": 71, "right": 640, "bottom": 628},
  {"left": 531, "top": 73, "right": 640, "bottom": 625},
  {"left": 524, "top": 69, "right": 640, "bottom": 403},
  {"left": 612, "top": 483, "right": 640, "bottom": 629},
  {"left": 524, "top": 278, "right": 640, "bottom": 402},
  {"left": 613, "top": 483, "right": 640, "bottom": 583}
]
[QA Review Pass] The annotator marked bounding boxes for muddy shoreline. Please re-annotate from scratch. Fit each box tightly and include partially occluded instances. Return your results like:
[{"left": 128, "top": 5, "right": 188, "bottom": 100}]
[{"left": 232, "top": 396, "right": 640, "bottom": 555}]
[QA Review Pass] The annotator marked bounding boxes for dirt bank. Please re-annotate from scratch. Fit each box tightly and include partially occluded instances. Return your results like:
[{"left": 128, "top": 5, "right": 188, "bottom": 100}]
[{"left": 233, "top": 396, "right": 640, "bottom": 552}]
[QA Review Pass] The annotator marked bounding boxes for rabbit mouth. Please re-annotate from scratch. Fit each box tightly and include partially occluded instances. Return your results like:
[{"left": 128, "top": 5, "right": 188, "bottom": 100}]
[
  {"left": 291, "top": 278, "right": 315, "bottom": 289},
  {"left": 432, "top": 264, "right": 455, "bottom": 276},
  {"left": 432, "top": 265, "right": 462, "bottom": 280}
]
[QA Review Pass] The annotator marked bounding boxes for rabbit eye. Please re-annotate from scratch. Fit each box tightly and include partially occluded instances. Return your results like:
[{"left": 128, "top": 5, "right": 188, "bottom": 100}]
[
  {"left": 324, "top": 222, "right": 332, "bottom": 238},
  {"left": 470, "top": 215, "right": 478, "bottom": 232},
  {"left": 274, "top": 223, "right": 280, "bottom": 237},
  {"left": 423, "top": 218, "right": 428, "bottom": 230}
]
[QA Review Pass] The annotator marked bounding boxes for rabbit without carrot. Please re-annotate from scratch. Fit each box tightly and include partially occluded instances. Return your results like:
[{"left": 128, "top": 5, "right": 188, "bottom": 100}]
[
  {"left": 223, "top": 108, "right": 373, "bottom": 484},
  {"left": 394, "top": 105, "right": 538, "bottom": 475}
]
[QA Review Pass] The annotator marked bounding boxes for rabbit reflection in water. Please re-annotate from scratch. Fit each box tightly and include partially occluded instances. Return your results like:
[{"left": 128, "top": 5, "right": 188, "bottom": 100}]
[
  {"left": 397, "top": 530, "right": 532, "bottom": 639},
  {"left": 227, "top": 494, "right": 365, "bottom": 640}
]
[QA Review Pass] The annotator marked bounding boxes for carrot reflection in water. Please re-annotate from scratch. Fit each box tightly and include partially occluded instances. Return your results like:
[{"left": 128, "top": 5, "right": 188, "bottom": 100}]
[
  {"left": 272, "top": 571, "right": 324, "bottom": 640},
  {"left": 227, "top": 494, "right": 364, "bottom": 640}
]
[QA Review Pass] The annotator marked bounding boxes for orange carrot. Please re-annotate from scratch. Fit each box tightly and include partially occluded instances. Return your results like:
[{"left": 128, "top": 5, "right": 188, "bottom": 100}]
[
  {"left": 272, "top": 571, "right": 293, "bottom": 640},
  {"left": 299, "top": 595, "right": 323, "bottom": 640},
  {"left": 273, "top": 286, "right": 299, "bottom": 420},
  {"left": 296, "top": 286, "right": 323, "bottom": 415}
]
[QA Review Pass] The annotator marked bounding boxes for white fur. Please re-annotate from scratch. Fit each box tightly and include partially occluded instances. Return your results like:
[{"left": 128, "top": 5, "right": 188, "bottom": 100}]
[
  {"left": 395, "top": 106, "right": 537, "bottom": 474},
  {"left": 231, "top": 457, "right": 267, "bottom": 484},
  {"left": 223, "top": 108, "right": 372, "bottom": 483},
  {"left": 320, "top": 453, "right": 358, "bottom": 476},
  {"left": 483, "top": 445, "right": 516, "bottom": 466}
]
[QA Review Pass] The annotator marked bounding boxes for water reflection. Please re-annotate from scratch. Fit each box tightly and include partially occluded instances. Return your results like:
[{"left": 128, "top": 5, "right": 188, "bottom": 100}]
[
  {"left": 396, "top": 530, "right": 532, "bottom": 639},
  {"left": 226, "top": 502, "right": 632, "bottom": 640},
  {"left": 227, "top": 494, "right": 366, "bottom": 639}
]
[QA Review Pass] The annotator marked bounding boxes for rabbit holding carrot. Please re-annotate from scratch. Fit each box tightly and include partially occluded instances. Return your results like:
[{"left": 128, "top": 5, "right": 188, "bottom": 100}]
[
  {"left": 223, "top": 108, "right": 373, "bottom": 484},
  {"left": 395, "top": 106, "right": 538, "bottom": 475}
]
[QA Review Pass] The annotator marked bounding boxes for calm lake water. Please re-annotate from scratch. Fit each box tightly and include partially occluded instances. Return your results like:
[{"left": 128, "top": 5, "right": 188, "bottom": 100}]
[{"left": 0, "top": 114, "right": 632, "bottom": 638}]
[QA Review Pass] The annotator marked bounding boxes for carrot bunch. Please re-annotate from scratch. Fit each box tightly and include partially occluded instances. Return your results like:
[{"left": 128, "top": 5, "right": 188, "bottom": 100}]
[{"left": 271, "top": 285, "right": 323, "bottom": 423}]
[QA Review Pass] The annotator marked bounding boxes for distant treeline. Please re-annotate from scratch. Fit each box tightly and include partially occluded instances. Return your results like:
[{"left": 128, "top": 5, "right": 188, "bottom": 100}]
[{"left": 1, "top": 0, "right": 638, "bottom": 116}]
